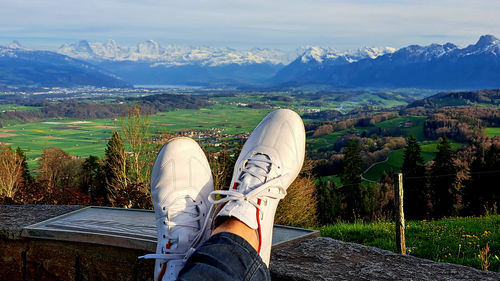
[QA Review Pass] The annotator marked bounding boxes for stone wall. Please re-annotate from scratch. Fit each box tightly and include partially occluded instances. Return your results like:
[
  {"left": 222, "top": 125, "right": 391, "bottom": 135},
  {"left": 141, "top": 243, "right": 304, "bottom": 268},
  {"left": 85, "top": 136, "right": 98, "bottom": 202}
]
[
  {"left": 0, "top": 205, "right": 153, "bottom": 281},
  {"left": 1, "top": 238, "right": 153, "bottom": 281},
  {"left": 270, "top": 237, "right": 500, "bottom": 281},
  {"left": 2, "top": 205, "right": 500, "bottom": 281}
]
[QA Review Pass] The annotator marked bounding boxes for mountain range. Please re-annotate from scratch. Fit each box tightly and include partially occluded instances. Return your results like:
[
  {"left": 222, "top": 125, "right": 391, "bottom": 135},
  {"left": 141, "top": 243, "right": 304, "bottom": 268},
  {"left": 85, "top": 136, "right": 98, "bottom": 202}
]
[
  {"left": 0, "top": 35, "right": 499, "bottom": 89},
  {"left": 274, "top": 35, "right": 500, "bottom": 89},
  {"left": 0, "top": 42, "right": 130, "bottom": 88}
]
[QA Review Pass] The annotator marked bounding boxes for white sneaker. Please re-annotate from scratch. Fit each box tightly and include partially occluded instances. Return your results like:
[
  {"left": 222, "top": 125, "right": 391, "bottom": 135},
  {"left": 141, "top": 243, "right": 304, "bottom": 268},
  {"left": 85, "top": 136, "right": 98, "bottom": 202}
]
[
  {"left": 209, "top": 109, "right": 306, "bottom": 265},
  {"left": 140, "top": 137, "right": 214, "bottom": 281}
]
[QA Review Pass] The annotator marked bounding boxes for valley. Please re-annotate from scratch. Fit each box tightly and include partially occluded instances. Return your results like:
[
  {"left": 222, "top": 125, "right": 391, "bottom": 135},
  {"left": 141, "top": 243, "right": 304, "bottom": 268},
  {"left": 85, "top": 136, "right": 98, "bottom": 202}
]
[{"left": 1, "top": 87, "right": 499, "bottom": 183}]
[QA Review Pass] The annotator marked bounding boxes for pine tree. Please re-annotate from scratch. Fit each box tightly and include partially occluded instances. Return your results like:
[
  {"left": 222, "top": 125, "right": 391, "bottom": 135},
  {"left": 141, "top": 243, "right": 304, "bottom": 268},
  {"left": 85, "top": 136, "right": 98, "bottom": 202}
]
[
  {"left": 16, "top": 147, "right": 33, "bottom": 186},
  {"left": 430, "top": 135, "right": 457, "bottom": 218},
  {"left": 317, "top": 179, "right": 339, "bottom": 224},
  {"left": 81, "top": 155, "right": 106, "bottom": 205},
  {"left": 482, "top": 144, "right": 500, "bottom": 213},
  {"left": 340, "top": 139, "right": 363, "bottom": 221},
  {"left": 401, "top": 135, "right": 427, "bottom": 219},
  {"left": 463, "top": 144, "right": 500, "bottom": 216},
  {"left": 102, "top": 131, "right": 128, "bottom": 206},
  {"left": 462, "top": 147, "right": 485, "bottom": 216}
]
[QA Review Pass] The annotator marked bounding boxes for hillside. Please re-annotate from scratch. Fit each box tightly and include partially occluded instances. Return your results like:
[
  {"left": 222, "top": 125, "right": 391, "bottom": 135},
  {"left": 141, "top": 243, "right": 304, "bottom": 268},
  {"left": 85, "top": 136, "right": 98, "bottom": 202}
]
[{"left": 408, "top": 89, "right": 500, "bottom": 108}]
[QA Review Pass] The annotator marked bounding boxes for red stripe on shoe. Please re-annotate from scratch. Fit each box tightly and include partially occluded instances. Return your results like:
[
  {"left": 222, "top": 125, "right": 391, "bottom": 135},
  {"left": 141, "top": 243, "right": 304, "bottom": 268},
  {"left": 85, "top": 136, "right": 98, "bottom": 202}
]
[
  {"left": 157, "top": 242, "right": 172, "bottom": 281},
  {"left": 256, "top": 198, "right": 262, "bottom": 253}
]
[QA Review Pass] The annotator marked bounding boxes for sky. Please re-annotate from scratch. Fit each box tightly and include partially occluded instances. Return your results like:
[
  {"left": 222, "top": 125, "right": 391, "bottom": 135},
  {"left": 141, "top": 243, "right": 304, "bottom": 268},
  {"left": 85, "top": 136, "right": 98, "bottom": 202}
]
[{"left": 1, "top": 0, "right": 499, "bottom": 51}]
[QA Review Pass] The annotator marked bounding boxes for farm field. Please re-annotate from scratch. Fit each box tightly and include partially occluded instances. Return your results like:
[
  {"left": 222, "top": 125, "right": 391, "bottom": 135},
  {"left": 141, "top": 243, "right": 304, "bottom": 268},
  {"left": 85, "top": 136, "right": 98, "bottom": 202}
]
[
  {"left": 0, "top": 104, "right": 41, "bottom": 112},
  {"left": 306, "top": 129, "right": 351, "bottom": 151},
  {"left": 307, "top": 115, "right": 427, "bottom": 154},
  {"left": 149, "top": 104, "right": 272, "bottom": 135},
  {"left": 374, "top": 116, "right": 427, "bottom": 140},
  {"left": 211, "top": 91, "right": 414, "bottom": 113},
  {"left": 363, "top": 142, "right": 462, "bottom": 181},
  {"left": 320, "top": 215, "right": 500, "bottom": 272},
  {"left": 485, "top": 127, "right": 500, "bottom": 137},
  {"left": 0, "top": 103, "right": 273, "bottom": 163}
]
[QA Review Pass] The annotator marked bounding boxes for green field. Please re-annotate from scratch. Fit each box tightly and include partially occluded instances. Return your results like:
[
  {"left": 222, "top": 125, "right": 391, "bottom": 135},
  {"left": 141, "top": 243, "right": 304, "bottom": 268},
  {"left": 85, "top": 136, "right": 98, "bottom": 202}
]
[
  {"left": 148, "top": 104, "right": 272, "bottom": 135},
  {"left": 0, "top": 104, "right": 41, "bottom": 112},
  {"left": 306, "top": 129, "right": 351, "bottom": 151},
  {"left": 320, "top": 215, "right": 500, "bottom": 272},
  {"left": 485, "top": 127, "right": 500, "bottom": 137},
  {"left": 375, "top": 116, "right": 427, "bottom": 140},
  {"left": 0, "top": 103, "right": 273, "bottom": 163},
  {"left": 363, "top": 142, "right": 462, "bottom": 181}
]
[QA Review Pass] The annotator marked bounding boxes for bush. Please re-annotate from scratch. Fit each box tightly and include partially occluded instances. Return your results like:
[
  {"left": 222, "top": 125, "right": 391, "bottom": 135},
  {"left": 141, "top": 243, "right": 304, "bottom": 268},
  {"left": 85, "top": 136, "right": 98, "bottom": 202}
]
[{"left": 275, "top": 175, "right": 318, "bottom": 227}]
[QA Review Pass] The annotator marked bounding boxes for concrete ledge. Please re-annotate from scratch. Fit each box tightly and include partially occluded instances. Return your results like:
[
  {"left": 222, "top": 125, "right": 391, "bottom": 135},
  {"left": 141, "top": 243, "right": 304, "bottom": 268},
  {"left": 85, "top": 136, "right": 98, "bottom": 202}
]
[
  {"left": 270, "top": 237, "right": 500, "bottom": 281},
  {"left": 1, "top": 205, "right": 153, "bottom": 281},
  {"left": 2, "top": 205, "right": 500, "bottom": 281},
  {"left": 0, "top": 205, "right": 83, "bottom": 240}
]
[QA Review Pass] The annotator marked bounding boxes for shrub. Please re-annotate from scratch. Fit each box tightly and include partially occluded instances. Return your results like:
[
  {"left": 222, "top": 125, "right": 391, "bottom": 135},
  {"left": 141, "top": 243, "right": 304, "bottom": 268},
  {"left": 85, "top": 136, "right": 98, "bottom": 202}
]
[{"left": 275, "top": 175, "right": 318, "bottom": 227}]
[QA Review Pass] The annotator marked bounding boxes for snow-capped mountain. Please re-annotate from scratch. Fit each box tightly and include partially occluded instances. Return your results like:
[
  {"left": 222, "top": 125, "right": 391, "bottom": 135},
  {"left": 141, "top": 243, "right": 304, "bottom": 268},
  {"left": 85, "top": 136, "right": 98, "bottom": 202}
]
[
  {"left": 272, "top": 45, "right": 395, "bottom": 84},
  {"left": 459, "top": 34, "right": 500, "bottom": 56},
  {"left": 57, "top": 40, "right": 291, "bottom": 66},
  {"left": 0, "top": 42, "right": 130, "bottom": 88},
  {"left": 296, "top": 46, "right": 395, "bottom": 64},
  {"left": 3, "top": 35, "right": 499, "bottom": 89},
  {"left": 272, "top": 35, "right": 500, "bottom": 89}
]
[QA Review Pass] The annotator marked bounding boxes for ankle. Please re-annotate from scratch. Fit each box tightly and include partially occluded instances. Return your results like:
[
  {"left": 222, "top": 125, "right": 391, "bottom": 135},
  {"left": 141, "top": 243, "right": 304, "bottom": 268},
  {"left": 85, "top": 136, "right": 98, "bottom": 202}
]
[{"left": 212, "top": 217, "right": 259, "bottom": 251}]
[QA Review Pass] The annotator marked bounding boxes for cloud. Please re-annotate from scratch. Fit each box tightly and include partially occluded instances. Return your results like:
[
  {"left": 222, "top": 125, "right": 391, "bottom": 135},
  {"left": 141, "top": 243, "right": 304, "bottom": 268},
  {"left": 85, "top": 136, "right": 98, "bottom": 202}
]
[{"left": 1, "top": 0, "right": 499, "bottom": 50}]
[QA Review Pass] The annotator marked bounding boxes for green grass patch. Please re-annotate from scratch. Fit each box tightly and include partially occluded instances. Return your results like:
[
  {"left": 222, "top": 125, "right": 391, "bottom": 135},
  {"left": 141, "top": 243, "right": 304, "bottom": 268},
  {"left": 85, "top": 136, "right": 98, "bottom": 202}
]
[
  {"left": 148, "top": 104, "right": 272, "bottom": 135},
  {"left": 307, "top": 129, "right": 350, "bottom": 151},
  {"left": 0, "top": 103, "right": 273, "bottom": 162},
  {"left": 363, "top": 141, "right": 463, "bottom": 181},
  {"left": 485, "top": 127, "right": 500, "bottom": 137},
  {"left": 375, "top": 116, "right": 427, "bottom": 140},
  {"left": 320, "top": 215, "right": 500, "bottom": 272},
  {"left": 0, "top": 104, "right": 41, "bottom": 112}
]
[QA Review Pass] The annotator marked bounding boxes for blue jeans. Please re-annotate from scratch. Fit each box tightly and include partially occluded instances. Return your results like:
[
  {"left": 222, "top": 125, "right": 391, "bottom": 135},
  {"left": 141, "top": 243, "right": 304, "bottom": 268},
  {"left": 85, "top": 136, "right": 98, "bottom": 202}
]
[{"left": 177, "top": 232, "right": 270, "bottom": 281}]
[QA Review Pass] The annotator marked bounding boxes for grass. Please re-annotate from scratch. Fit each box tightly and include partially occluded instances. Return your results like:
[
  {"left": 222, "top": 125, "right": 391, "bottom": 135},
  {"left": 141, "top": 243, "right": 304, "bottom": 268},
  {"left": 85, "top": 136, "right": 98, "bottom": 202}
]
[
  {"left": 320, "top": 215, "right": 500, "bottom": 272},
  {"left": 0, "top": 104, "right": 41, "bottom": 112},
  {"left": 306, "top": 129, "right": 350, "bottom": 151},
  {"left": 485, "top": 127, "right": 500, "bottom": 137},
  {"left": 375, "top": 116, "right": 427, "bottom": 140},
  {"left": 148, "top": 104, "right": 272, "bottom": 135},
  {"left": 0, "top": 103, "right": 273, "bottom": 162},
  {"left": 363, "top": 141, "right": 463, "bottom": 181},
  {"left": 307, "top": 115, "right": 427, "bottom": 154}
]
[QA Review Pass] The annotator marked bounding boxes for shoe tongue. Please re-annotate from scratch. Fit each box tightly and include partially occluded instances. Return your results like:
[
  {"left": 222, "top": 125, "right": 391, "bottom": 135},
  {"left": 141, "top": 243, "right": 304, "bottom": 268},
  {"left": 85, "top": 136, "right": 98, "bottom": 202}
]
[
  {"left": 169, "top": 228, "right": 190, "bottom": 252},
  {"left": 239, "top": 154, "right": 270, "bottom": 190}
]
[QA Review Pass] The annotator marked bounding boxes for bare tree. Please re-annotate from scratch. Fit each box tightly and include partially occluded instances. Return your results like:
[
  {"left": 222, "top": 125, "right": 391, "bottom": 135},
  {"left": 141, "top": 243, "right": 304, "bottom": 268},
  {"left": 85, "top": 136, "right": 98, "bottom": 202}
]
[
  {"left": 120, "top": 106, "right": 151, "bottom": 184},
  {"left": 209, "top": 150, "right": 234, "bottom": 191},
  {"left": 37, "top": 147, "right": 82, "bottom": 191},
  {"left": 0, "top": 146, "right": 24, "bottom": 198},
  {"left": 275, "top": 175, "right": 319, "bottom": 227}
]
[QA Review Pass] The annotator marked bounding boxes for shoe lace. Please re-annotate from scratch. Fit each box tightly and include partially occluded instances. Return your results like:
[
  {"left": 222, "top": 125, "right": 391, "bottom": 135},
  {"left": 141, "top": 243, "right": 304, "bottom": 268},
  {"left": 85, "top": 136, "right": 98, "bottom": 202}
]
[
  {"left": 140, "top": 193, "right": 213, "bottom": 262},
  {"left": 208, "top": 154, "right": 287, "bottom": 219}
]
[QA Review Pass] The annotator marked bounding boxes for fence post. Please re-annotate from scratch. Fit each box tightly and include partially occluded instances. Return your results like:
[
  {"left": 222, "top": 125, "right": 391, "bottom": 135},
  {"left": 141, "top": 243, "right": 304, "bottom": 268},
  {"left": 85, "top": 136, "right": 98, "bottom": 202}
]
[{"left": 394, "top": 172, "right": 406, "bottom": 255}]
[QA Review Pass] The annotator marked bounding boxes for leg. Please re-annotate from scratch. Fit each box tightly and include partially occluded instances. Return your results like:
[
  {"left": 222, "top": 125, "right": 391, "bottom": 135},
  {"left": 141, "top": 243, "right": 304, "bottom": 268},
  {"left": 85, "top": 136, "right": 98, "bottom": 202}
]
[
  {"left": 177, "top": 232, "right": 269, "bottom": 281},
  {"left": 209, "top": 108, "right": 306, "bottom": 265},
  {"left": 140, "top": 137, "right": 214, "bottom": 281},
  {"left": 178, "top": 108, "right": 305, "bottom": 281}
]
